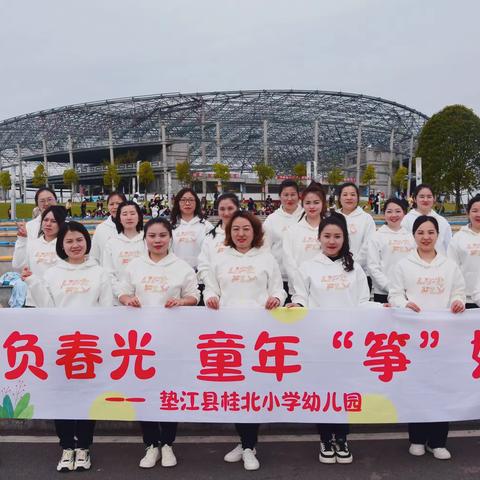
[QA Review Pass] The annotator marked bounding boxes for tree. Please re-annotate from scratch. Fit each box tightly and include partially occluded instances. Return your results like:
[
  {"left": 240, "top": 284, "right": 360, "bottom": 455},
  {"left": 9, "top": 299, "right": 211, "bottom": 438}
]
[
  {"left": 416, "top": 104, "right": 480, "bottom": 212},
  {"left": 176, "top": 160, "right": 193, "bottom": 186},
  {"left": 327, "top": 167, "right": 344, "bottom": 186},
  {"left": 63, "top": 168, "right": 79, "bottom": 197},
  {"left": 212, "top": 163, "right": 230, "bottom": 192},
  {"left": 361, "top": 164, "right": 376, "bottom": 194},
  {"left": 103, "top": 164, "right": 121, "bottom": 191},
  {"left": 254, "top": 163, "right": 276, "bottom": 200},
  {"left": 0, "top": 171, "right": 11, "bottom": 202},
  {"left": 392, "top": 165, "right": 408, "bottom": 193},
  {"left": 293, "top": 163, "right": 307, "bottom": 185},
  {"left": 138, "top": 161, "right": 155, "bottom": 194},
  {"left": 115, "top": 150, "right": 139, "bottom": 165},
  {"left": 32, "top": 164, "right": 48, "bottom": 187}
]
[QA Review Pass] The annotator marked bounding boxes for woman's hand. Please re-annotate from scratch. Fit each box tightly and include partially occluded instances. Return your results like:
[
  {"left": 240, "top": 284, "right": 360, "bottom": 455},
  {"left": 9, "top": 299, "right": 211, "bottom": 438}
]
[
  {"left": 265, "top": 296, "right": 281, "bottom": 310},
  {"left": 16, "top": 221, "right": 27, "bottom": 238},
  {"left": 451, "top": 300, "right": 465, "bottom": 314},
  {"left": 206, "top": 297, "right": 220, "bottom": 310},
  {"left": 119, "top": 295, "right": 141, "bottom": 308},
  {"left": 383, "top": 303, "right": 392, "bottom": 308},
  {"left": 406, "top": 301, "right": 421, "bottom": 312},
  {"left": 286, "top": 302, "right": 302, "bottom": 308},
  {"left": 21, "top": 266, "right": 32, "bottom": 281},
  {"left": 165, "top": 297, "right": 183, "bottom": 308}
]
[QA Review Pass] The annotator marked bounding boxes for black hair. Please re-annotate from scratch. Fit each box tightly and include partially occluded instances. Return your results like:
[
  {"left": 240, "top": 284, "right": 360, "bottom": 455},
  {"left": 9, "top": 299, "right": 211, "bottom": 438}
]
[
  {"left": 467, "top": 194, "right": 480, "bottom": 214},
  {"left": 318, "top": 212, "right": 354, "bottom": 272},
  {"left": 107, "top": 191, "right": 127, "bottom": 204},
  {"left": 171, "top": 187, "right": 204, "bottom": 228},
  {"left": 383, "top": 197, "right": 407, "bottom": 214},
  {"left": 143, "top": 217, "right": 173, "bottom": 239},
  {"left": 114, "top": 201, "right": 144, "bottom": 234},
  {"left": 56, "top": 221, "right": 91, "bottom": 260},
  {"left": 279, "top": 179, "right": 300, "bottom": 195},
  {"left": 412, "top": 183, "right": 434, "bottom": 209},
  {"left": 208, "top": 192, "right": 240, "bottom": 238},
  {"left": 38, "top": 205, "right": 68, "bottom": 238},
  {"left": 412, "top": 215, "right": 439, "bottom": 235},
  {"left": 337, "top": 182, "right": 360, "bottom": 209},
  {"left": 34, "top": 187, "right": 57, "bottom": 206},
  {"left": 299, "top": 181, "right": 327, "bottom": 222}
]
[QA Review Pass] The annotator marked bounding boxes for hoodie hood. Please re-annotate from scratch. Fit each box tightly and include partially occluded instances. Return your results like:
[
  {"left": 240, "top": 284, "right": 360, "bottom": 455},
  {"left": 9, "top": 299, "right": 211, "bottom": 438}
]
[
  {"left": 312, "top": 252, "right": 344, "bottom": 266},
  {"left": 225, "top": 246, "right": 263, "bottom": 258},
  {"left": 180, "top": 216, "right": 201, "bottom": 226},
  {"left": 57, "top": 258, "right": 98, "bottom": 271},
  {"left": 377, "top": 224, "right": 411, "bottom": 235},
  {"left": 406, "top": 249, "right": 448, "bottom": 269},
  {"left": 338, "top": 206, "right": 365, "bottom": 218},
  {"left": 298, "top": 216, "right": 320, "bottom": 232},
  {"left": 117, "top": 232, "right": 144, "bottom": 243},
  {"left": 139, "top": 251, "right": 179, "bottom": 267},
  {"left": 459, "top": 225, "right": 480, "bottom": 236},
  {"left": 276, "top": 204, "right": 304, "bottom": 219}
]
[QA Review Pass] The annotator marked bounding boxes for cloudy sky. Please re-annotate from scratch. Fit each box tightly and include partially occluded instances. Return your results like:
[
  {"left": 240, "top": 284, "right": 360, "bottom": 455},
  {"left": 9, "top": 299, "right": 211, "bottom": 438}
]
[{"left": 0, "top": 0, "right": 478, "bottom": 121}]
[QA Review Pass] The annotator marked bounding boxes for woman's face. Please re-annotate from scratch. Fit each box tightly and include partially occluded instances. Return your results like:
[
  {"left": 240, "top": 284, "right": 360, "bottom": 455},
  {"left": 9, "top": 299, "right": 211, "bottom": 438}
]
[
  {"left": 280, "top": 187, "right": 299, "bottom": 211},
  {"left": 302, "top": 192, "right": 323, "bottom": 219},
  {"left": 37, "top": 190, "right": 57, "bottom": 213},
  {"left": 319, "top": 224, "right": 344, "bottom": 257},
  {"left": 119, "top": 205, "right": 139, "bottom": 230},
  {"left": 179, "top": 192, "right": 197, "bottom": 216},
  {"left": 340, "top": 186, "right": 358, "bottom": 210},
  {"left": 145, "top": 223, "right": 170, "bottom": 256},
  {"left": 384, "top": 203, "right": 405, "bottom": 228},
  {"left": 108, "top": 195, "right": 124, "bottom": 219},
  {"left": 415, "top": 188, "right": 434, "bottom": 212},
  {"left": 42, "top": 212, "right": 59, "bottom": 238},
  {"left": 63, "top": 230, "right": 87, "bottom": 261},
  {"left": 414, "top": 220, "right": 438, "bottom": 253},
  {"left": 218, "top": 199, "right": 238, "bottom": 225},
  {"left": 468, "top": 201, "right": 480, "bottom": 230},
  {"left": 231, "top": 217, "right": 254, "bottom": 250}
]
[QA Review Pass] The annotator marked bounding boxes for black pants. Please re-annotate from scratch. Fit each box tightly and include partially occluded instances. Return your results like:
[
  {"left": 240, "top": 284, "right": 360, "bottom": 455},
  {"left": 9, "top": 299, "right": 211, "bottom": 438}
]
[
  {"left": 373, "top": 293, "right": 389, "bottom": 304},
  {"left": 235, "top": 423, "right": 259, "bottom": 449},
  {"left": 466, "top": 303, "right": 479, "bottom": 309},
  {"left": 283, "top": 282, "right": 291, "bottom": 305},
  {"left": 317, "top": 424, "right": 349, "bottom": 442},
  {"left": 408, "top": 422, "right": 449, "bottom": 448},
  {"left": 55, "top": 420, "right": 95, "bottom": 449},
  {"left": 140, "top": 421, "right": 177, "bottom": 447}
]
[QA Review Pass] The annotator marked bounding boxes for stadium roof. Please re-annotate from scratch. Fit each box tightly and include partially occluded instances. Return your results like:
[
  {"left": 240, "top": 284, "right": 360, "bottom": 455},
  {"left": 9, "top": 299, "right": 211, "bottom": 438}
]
[{"left": 0, "top": 89, "right": 428, "bottom": 174}]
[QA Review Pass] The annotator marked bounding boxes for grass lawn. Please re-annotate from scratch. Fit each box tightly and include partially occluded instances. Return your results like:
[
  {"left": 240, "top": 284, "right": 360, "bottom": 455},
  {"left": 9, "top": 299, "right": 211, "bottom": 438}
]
[{"left": 0, "top": 202, "right": 102, "bottom": 220}]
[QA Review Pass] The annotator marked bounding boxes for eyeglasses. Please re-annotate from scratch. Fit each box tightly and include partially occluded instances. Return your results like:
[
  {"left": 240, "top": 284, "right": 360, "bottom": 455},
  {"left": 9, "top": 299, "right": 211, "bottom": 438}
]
[
  {"left": 38, "top": 197, "right": 56, "bottom": 205},
  {"left": 180, "top": 198, "right": 195, "bottom": 204}
]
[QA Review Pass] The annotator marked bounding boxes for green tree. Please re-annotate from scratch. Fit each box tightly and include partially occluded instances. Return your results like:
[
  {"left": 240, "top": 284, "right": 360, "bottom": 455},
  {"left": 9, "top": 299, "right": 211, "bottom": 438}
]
[
  {"left": 327, "top": 167, "right": 344, "bottom": 186},
  {"left": 176, "top": 160, "right": 193, "bottom": 186},
  {"left": 293, "top": 163, "right": 307, "bottom": 185},
  {"left": 63, "top": 168, "right": 79, "bottom": 194},
  {"left": 361, "top": 164, "right": 376, "bottom": 194},
  {"left": 138, "top": 161, "right": 155, "bottom": 194},
  {"left": 212, "top": 163, "right": 230, "bottom": 192},
  {"left": 254, "top": 163, "right": 276, "bottom": 200},
  {"left": 103, "top": 164, "right": 121, "bottom": 191},
  {"left": 0, "top": 171, "right": 11, "bottom": 202},
  {"left": 416, "top": 104, "right": 480, "bottom": 212},
  {"left": 115, "top": 150, "right": 139, "bottom": 165},
  {"left": 32, "top": 164, "right": 48, "bottom": 187},
  {"left": 392, "top": 165, "right": 408, "bottom": 193}
]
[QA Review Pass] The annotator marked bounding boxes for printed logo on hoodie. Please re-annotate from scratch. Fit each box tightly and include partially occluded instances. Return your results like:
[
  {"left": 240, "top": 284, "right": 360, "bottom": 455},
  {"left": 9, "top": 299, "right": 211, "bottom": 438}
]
[
  {"left": 119, "top": 250, "right": 142, "bottom": 265},
  {"left": 34, "top": 251, "right": 57, "bottom": 265},
  {"left": 228, "top": 265, "right": 257, "bottom": 283},
  {"left": 176, "top": 231, "right": 197, "bottom": 244},
  {"left": 60, "top": 279, "right": 91, "bottom": 294},
  {"left": 417, "top": 276, "right": 445, "bottom": 295},
  {"left": 467, "top": 242, "right": 480, "bottom": 256},
  {"left": 388, "top": 239, "right": 415, "bottom": 254},
  {"left": 302, "top": 235, "right": 320, "bottom": 252},
  {"left": 321, "top": 273, "right": 350, "bottom": 290},
  {"left": 140, "top": 275, "right": 169, "bottom": 293}
]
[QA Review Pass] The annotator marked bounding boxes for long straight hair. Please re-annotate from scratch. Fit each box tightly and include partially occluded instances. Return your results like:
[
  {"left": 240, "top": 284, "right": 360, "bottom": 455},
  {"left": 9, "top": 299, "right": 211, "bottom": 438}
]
[
  {"left": 170, "top": 188, "right": 204, "bottom": 228},
  {"left": 208, "top": 193, "right": 240, "bottom": 238}
]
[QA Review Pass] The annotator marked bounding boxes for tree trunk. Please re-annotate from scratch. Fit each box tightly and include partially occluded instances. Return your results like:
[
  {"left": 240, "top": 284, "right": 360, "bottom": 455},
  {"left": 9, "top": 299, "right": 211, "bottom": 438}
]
[{"left": 455, "top": 187, "right": 461, "bottom": 214}]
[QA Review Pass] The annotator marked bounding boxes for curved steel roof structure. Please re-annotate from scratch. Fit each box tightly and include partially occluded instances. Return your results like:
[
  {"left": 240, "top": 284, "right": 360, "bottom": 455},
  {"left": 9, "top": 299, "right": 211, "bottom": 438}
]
[{"left": 0, "top": 90, "right": 428, "bottom": 174}]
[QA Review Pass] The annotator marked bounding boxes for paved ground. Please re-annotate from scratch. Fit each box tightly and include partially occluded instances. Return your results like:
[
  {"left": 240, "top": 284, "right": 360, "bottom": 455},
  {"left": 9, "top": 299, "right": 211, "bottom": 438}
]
[{"left": 1, "top": 434, "right": 480, "bottom": 479}]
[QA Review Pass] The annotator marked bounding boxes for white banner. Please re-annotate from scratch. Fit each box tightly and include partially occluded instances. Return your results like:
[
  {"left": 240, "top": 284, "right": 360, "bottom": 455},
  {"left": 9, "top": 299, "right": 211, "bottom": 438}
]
[{"left": 1, "top": 306, "right": 480, "bottom": 424}]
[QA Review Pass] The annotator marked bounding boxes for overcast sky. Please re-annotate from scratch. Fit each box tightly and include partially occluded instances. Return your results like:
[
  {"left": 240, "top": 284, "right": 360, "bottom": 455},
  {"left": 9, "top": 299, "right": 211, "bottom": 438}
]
[{"left": 0, "top": 0, "right": 479, "bottom": 121}]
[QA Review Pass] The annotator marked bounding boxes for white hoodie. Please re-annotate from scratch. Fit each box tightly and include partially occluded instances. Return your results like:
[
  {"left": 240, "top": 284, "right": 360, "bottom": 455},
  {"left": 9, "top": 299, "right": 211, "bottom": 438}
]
[
  {"left": 25, "top": 259, "right": 113, "bottom": 308},
  {"left": 102, "top": 232, "right": 146, "bottom": 298},
  {"left": 291, "top": 252, "right": 371, "bottom": 308},
  {"left": 197, "top": 226, "right": 228, "bottom": 285},
  {"left": 282, "top": 216, "right": 321, "bottom": 294},
  {"left": 401, "top": 209, "right": 452, "bottom": 255},
  {"left": 12, "top": 216, "right": 42, "bottom": 269},
  {"left": 172, "top": 216, "right": 214, "bottom": 270},
  {"left": 337, "top": 206, "right": 376, "bottom": 270},
  {"left": 388, "top": 250, "right": 466, "bottom": 309},
  {"left": 263, "top": 204, "right": 304, "bottom": 281},
  {"left": 118, "top": 252, "right": 200, "bottom": 306},
  {"left": 367, "top": 225, "right": 416, "bottom": 295},
  {"left": 204, "top": 246, "right": 286, "bottom": 307},
  {"left": 472, "top": 277, "right": 480, "bottom": 306},
  {"left": 90, "top": 216, "right": 118, "bottom": 265},
  {"left": 447, "top": 225, "right": 480, "bottom": 303}
]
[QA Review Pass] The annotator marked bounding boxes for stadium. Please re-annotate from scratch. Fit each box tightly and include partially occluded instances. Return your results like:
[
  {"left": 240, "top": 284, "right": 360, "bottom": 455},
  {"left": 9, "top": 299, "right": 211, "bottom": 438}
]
[{"left": 0, "top": 90, "right": 428, "bottom": 198}]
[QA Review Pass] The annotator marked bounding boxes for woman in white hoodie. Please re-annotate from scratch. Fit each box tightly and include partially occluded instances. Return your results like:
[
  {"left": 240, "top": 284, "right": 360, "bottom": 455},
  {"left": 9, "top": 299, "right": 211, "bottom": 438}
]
[
  {"left": 401, "top": 184, "right": 452, "bottom": 255},
  {"left": 118, "top": 217, "right": 199, "bottom": 470},
  {"left": 205, "top": 211, "right": 286, "bottom": 472},
  {"left": 389, "top": 215, "right": 466, "bottom": 461},
  {"left": 336, "top": 182, "right": 376, "bottom": 271},
  {"left": 102, "top": 200, "right": 145, "bottom": 302},
  {"left": 367, "top": 198, "right": 416, "bottom": 303},
  {"left": 22, "top": 221, "right": 113, "bottom": 473},
  {"left": 170, "top": 188, "right": 213, "bottom": 271},
  {"left": 447, "top": 194, "right": 480, "bottom": 308},
  {"left": 90, "top": 192, "right": 127, "bottom": 265},
  {"left": 283, "top": 182, "right": 326, "bottom": 296}
]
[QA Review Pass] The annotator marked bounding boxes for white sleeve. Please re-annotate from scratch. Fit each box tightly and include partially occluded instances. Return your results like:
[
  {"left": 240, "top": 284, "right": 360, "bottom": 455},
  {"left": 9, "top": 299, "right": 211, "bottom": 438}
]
[
  {"left": 262, "top": 216, "right": 274, "bottom": 250},
  {"left": 116, "top": 266, "right": 135, "bottom": 299},
  {"left": 472, "top": 278, "right": 480, "bottom": 306},
  {"left": 449, "top": 264, "right": 466, "bottom": 306},
  {"left": 12, "top": 236, "right": 28, "bottom": 270},
  {"left": 267, "top": 255, "right": 287, "bottom": 304},
  {"left": 446, "top": 236, "right": 460, "bottom": 266},
  {"left": 102, "top": 244, "right": 119, "bottom": 294},
  {"left": 387, "top": 263, "right": 408, "bottom": 308},
  {"left": 291, "top": 266, "right": 309, "bottom": 307},
  {"left": 203, "top": 263, "right": 221, "bottom": 302},
  {"left": 181, "top": 267, "right": 201, "bottom": 304},
  {"left": 282, "top": 229, "right": 296, "bottom": 293},
  {"left": 197, "top": 237, "right": 211, "bottom": 285},
  {"left": 367, "top": 236, "right": 389, "bottom": 292},
  {"left": 442, "top": 219, "right": 453, "bottom": 253},
  {"left": 357, "top": 215, "right": 376, "bottom": 270},
  {"left": 25, "top": 274, "right": 55, "bottom": 307},
  {"left": 355, "top": 265, "right": 371, "bottom": 306},
  {"left": 98, "top": 270, "right": 114, "bottom": 307}
]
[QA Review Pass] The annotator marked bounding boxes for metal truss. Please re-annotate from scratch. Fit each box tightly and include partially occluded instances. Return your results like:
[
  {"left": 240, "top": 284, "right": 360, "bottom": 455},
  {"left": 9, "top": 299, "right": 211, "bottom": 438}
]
[{"left": 0, "top": 90, "right": 428, "bottom": 175}]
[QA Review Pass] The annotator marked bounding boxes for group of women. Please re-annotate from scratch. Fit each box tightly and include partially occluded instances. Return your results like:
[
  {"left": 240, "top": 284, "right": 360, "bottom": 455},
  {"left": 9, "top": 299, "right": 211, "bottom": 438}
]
[{"left": 11, "top": 181, "right": 480, "bottom": 472}]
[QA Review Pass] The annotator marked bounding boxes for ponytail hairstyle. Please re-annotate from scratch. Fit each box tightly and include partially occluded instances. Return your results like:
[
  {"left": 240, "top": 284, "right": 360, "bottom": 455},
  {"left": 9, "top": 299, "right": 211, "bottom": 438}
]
[
  {"left": 337, "top": 182, "right": 360, "bottom": 210},
  {"left": 318, "top": 212, "right": 354, "bottom": 272},
  {"left": 170, "top": 187, "right": 203, "bottom": 228},
  {"left": 299, "top": 181, "right": 327, "bottom": 222},
  {"left": 208, "top": 192, "right": 240, "bottom": 238},
  {"left": 38, "top": 205, "right": 68, "bottom": 238}
]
